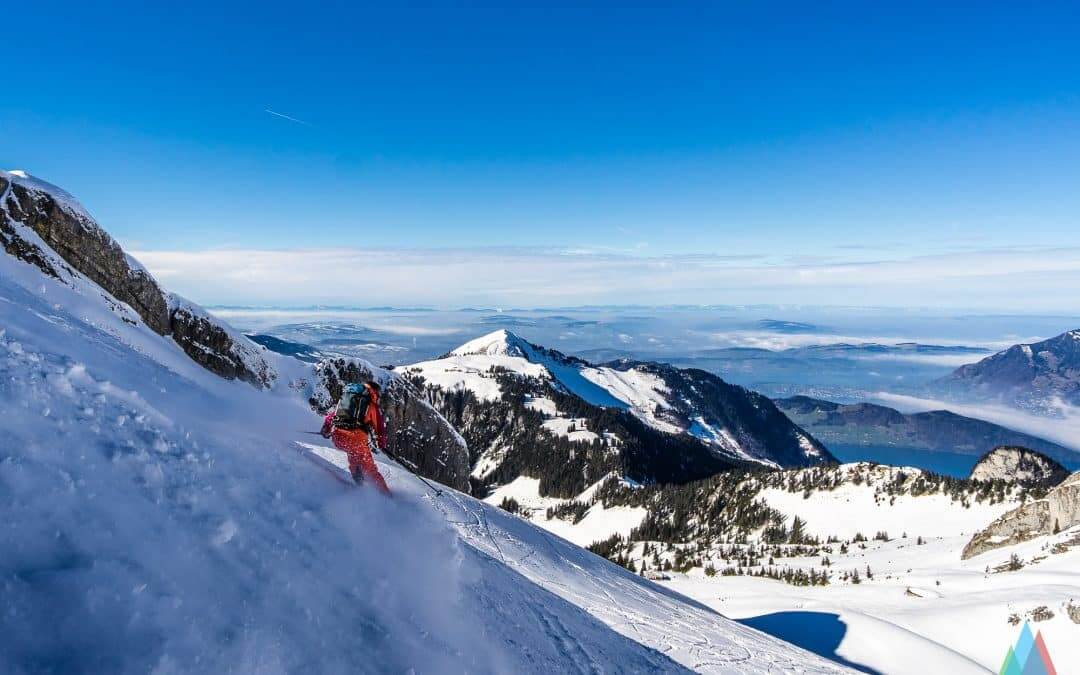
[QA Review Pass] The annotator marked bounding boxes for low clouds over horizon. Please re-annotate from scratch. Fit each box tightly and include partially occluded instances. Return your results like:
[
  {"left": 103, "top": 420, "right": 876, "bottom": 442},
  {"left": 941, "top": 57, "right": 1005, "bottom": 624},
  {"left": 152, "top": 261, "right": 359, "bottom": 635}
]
[{"left": 129, "top": 244, "right": 1080, "bottom": 312}]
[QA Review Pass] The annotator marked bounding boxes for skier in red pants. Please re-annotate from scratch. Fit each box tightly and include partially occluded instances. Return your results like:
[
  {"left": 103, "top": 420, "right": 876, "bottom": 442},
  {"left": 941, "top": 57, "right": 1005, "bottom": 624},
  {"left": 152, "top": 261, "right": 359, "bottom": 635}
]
[{"left": 320, "top": 381, "right": 391, "bottom": 495}]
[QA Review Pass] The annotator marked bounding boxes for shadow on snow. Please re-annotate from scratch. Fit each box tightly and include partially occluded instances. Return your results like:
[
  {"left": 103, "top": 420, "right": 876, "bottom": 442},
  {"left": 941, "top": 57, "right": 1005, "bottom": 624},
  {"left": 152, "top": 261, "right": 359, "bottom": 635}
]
[{"left": 739, "top": 611, "right": 882, "bottom": 675}]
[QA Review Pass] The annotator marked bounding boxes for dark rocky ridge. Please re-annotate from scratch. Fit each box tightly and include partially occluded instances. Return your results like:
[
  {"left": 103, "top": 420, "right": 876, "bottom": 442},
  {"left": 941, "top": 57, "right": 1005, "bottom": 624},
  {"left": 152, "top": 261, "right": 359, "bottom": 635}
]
[
  {"left": 1, "top": 173, "right": 170, "bottom": 334},
  {"left": 0, "top": 171, "right": 271, "bottom": 388},
  {"left": 409, "top": 369, "right": 741, "bottom": 498},
  {"left": 614, "top": 361, "right": 833, "bottom": 468},
  {"left": 1, "top": 170, "right": 474, "bottom": 492}
]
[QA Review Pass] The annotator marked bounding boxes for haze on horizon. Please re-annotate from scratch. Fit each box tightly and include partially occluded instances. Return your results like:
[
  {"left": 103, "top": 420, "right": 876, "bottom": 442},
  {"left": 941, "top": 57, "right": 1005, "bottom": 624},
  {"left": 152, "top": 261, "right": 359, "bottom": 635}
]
[{"left": 5, "top": 2, "right": 1080, "bottom": 310}]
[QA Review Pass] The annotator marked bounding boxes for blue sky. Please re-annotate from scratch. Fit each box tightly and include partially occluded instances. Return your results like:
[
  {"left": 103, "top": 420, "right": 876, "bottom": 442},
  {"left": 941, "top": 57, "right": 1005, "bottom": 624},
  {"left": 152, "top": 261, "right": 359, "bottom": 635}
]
[{"left": 4, "top": 2, "right": 1080, "bottom": 308}]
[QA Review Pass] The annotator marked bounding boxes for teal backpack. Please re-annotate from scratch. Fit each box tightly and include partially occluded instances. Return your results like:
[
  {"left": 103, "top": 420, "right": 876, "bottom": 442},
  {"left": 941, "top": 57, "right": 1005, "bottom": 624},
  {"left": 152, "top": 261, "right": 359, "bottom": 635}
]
[{"left": 333, "top": 383, "right": 371, "bottom": 430}]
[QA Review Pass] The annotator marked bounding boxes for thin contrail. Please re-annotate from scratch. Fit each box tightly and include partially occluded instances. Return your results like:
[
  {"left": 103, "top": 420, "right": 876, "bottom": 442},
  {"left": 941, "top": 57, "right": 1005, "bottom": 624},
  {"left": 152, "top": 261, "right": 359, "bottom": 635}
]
[{"left": 264, "top": 108, "right": 313, "bottom": 127}]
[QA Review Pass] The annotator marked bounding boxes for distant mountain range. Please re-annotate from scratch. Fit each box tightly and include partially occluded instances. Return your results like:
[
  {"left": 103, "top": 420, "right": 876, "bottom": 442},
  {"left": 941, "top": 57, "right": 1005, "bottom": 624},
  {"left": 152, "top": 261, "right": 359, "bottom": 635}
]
[
  {"left": 775, "top": 395, "right": 1076, "bottom": 466},
  {"left": 936, "top": 328, "right": 1080, "bottom": 407}
]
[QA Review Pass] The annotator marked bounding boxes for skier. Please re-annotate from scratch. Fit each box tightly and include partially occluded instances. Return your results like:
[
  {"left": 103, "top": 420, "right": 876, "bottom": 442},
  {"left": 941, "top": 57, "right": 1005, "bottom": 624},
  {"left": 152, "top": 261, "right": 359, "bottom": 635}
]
[{"left": 320, "top": 381, "right": 391, "bottom": 495}]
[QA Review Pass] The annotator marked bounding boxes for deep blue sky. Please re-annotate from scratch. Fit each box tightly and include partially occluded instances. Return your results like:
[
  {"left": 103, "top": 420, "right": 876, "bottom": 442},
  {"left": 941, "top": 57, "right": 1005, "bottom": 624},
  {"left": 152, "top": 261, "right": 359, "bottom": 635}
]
[{"left": 4, "top": 2, "right": 1080, "bottom": 308}]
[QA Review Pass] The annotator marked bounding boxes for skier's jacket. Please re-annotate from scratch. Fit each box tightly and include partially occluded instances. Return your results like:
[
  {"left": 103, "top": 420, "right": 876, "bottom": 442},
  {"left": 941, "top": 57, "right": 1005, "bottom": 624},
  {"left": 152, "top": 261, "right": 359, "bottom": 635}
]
[{"left": 321, "top": 383, "right": 388, "bottom": 450}]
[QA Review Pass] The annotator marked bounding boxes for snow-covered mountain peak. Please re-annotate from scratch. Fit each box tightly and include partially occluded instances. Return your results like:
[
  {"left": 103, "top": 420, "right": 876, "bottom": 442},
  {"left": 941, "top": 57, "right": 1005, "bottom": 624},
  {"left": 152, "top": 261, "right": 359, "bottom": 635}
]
[
  {"left": 449, "top": 328, "right": 535, "bottom": 358},
  {"left": 408, "top": 329, "right": 833, "bottom": 471}
]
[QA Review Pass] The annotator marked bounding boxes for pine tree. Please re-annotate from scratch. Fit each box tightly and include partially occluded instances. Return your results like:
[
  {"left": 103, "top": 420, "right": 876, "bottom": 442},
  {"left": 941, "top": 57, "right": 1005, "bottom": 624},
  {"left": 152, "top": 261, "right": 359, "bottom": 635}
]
[{"left": 789, "top": 516, "right": 807, "bottom": 545}]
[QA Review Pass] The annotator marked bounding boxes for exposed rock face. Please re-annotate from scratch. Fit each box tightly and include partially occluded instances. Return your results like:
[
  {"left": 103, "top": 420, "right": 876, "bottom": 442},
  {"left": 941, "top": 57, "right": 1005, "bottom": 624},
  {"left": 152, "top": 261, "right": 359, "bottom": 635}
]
[
  {"left": 0, "top": 171, "right": 170, "bottom": 334},
  {"left": 1, "top": 170, "right": 274, "bottom": 389},
  {"left": 962, "top": 472, "right": 1080, "bottom": 559},
  {"left": 312, "top": 358, "right": 471, "bottom": 493},
  {"left": 969, "top": 446, "right": 1069, "bottom": 489},
  {"left": 169, "top": 298, "right": 276, "bottom": 389}
]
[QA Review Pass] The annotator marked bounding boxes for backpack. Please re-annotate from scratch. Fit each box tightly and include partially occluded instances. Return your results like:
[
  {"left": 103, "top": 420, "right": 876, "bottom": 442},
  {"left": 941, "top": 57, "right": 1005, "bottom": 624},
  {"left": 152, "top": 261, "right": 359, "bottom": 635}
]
[{"left": 333, "top": 383, "right": 371, "bottom": 430}]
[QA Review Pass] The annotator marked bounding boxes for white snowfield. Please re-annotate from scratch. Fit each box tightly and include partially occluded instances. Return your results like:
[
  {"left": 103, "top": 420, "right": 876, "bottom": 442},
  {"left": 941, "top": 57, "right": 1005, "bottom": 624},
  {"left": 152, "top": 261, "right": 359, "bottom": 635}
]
[
  {"left": 484, "top": 475, "right": 650, "bottom": 548},
  {"left": 666, "top": 530, "right": 1080, "bottom": 674},
  {"left": 756, "top": 463, "right": 1018, "bottom": 541},
  {"left": 643, "top": 465, "right": 1080, "bottom": 674},
  {"left": 0, "top": 246, "right": 845, "bottom": 672}
]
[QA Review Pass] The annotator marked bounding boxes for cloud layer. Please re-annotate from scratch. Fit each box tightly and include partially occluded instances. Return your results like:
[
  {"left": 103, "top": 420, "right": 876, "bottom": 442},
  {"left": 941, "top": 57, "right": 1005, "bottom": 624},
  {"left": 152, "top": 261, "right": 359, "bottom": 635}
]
[
  {"left": 874, "top": 392, "right": 1080, "bottom": 453},
  {"left": 129, "top": 245, "right": 1080, "bottom": 310}
]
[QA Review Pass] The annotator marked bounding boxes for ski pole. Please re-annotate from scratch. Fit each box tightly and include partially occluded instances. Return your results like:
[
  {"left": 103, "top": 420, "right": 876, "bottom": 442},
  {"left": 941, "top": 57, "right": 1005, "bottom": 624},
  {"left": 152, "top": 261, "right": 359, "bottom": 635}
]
[{"left": 379, "top": 445, "right": 444, "bottom": 497}]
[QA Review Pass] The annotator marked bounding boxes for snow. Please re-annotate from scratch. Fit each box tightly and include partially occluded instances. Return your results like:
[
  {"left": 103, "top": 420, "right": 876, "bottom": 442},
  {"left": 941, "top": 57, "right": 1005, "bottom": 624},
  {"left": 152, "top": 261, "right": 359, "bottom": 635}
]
[
  {"left": 688, "top": 415, "right": 777, "bottom": 466},
  {"left": 578, "top": 365, "right": 684, "bottom": 434},
  {"left": 798, "top": 432, "right": 823, "bottom": 458},
  {"left": 756, "top": 464, "right": 1015, "bottom": 541},
  {"left": 405, "top": 353, "right": 548, "bottom": 401},
  {"left": 604, "top": 462, "right": 1080, "bottom": 673},
  {"left": 411, "top": 332, "right": 691, "bottom": 438},
  {"left": 483, "top": 476, "right": 649, "bottom": 548},
  {"left": 450, "top": 328, "right": 533, "bottom": 357},
  {"left": 542, "top": 416, "right": 600, "bottom": 443},
  {"left": 523, "top": 395, "right": 557, "bottom": 416},
  {"left": 664, "top": 527, "right": 1080, "bottom": 674},
  {"left": 0, "top": 257, "right": 845, "bottom": 672}
]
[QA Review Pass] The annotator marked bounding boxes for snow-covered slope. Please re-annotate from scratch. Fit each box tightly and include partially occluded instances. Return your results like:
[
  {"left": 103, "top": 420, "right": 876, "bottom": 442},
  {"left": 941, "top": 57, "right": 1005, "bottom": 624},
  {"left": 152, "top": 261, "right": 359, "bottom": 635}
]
[
  {"left": 580, "top": 462, "right": 1080, "bottom": 673},
  {"left": 301, "top": 445, "right": 849, "bottom": 674},
  {"left": 0, "top": 237, "right": 845, "bottom": 672},
  {"left": 667, "top": 524, "right": 1080, "bottom": 674}
]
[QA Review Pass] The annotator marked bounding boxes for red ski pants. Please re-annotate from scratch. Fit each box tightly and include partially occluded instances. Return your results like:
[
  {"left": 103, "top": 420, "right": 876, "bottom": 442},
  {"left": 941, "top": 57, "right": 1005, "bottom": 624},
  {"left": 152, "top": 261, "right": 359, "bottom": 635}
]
[{"left": 330, "top": 428, "right": 391, "bottom": 495}]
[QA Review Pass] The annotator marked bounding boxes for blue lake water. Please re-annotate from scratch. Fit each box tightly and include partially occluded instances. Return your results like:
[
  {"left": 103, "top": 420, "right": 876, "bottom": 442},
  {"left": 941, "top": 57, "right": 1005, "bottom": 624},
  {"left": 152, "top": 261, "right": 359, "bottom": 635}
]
[{"left": 826, "top": 445, "right": 984, "bottom": 478}]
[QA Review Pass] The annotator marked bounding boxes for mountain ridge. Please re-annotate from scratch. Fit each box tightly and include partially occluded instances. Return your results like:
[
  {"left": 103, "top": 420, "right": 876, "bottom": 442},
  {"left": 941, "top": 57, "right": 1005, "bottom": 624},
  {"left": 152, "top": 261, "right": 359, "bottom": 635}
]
[
  {"left": 937, "top": 328, "right": 1080, "bottom": 407},
  {"left": 401, "top": 329, "right": 833, "bottom": 500}
]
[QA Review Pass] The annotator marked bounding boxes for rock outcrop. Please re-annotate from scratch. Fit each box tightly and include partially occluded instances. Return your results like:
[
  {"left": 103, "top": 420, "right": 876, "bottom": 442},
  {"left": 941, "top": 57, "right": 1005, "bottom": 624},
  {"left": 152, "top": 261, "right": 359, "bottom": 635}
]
[
  {"left": 962, "top": 472, "right": 1080, "bottom": 559},
  {"left": 1, "top": 169, "right": 274, "bottom": 388},
  {"left": 311, "top": 358, "right": 471, "bottom": 493},
  {"left": 0, "top": 170, "right": 170, "bottom": 334},
  {"left": 169, "top": 296, "right": 277, "bottom": 389},
  {"left": 969, "top": 446, "right": 1069, "bottom": 489}
]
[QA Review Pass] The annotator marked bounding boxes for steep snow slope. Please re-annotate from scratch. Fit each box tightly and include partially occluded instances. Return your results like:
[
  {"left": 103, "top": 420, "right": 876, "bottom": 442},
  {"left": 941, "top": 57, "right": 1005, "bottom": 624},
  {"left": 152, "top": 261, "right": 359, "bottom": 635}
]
[
  {"left": 302, "top": 446, "right": 849, "bottom": 673},
  {"left": 0, "top": 253, "right": 844, "bottom": 673}
]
